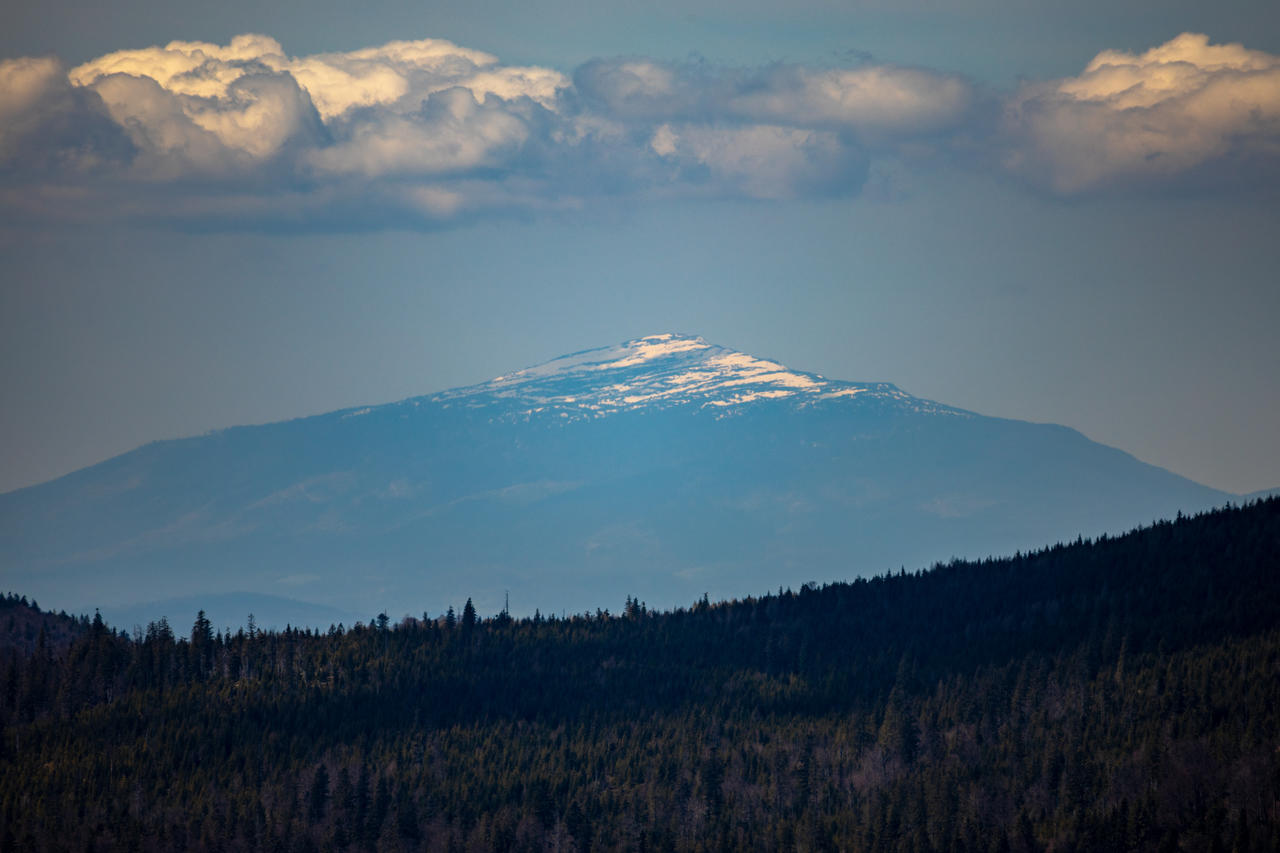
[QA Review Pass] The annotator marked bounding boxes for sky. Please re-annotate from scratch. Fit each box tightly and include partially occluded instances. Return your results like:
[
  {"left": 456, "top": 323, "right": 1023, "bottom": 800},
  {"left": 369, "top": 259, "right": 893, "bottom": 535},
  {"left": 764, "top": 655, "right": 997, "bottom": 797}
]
[{"left": 1, "top": 0, "right": 1278, "bottom": 497}]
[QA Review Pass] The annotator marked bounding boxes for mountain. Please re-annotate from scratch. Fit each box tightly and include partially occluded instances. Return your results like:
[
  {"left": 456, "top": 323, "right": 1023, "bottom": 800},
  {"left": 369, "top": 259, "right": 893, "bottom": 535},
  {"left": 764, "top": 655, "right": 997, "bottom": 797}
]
[{"left": 0, "top": 333, "right": 1232, "bottom": 626}]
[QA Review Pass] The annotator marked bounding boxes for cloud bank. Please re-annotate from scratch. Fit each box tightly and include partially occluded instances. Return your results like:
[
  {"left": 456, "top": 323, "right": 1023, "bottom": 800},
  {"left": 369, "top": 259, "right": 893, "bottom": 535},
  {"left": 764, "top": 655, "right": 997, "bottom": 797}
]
[
  {"left": 0, "top": 32, "right": 1276, "bottom": 226},
  {"left": 1004, "top": 33, "right": 1280, "bottom": 193},
  {"left": 0, "top": 34, "right": 972, "bottom": 225}
]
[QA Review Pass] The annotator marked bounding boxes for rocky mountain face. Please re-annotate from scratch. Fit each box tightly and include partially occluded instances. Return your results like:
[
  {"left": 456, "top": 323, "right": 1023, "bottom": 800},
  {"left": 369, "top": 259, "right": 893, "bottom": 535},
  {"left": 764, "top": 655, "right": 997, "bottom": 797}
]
[{"left": 0, "top": 334, "right": 1232, "bottom": 629}]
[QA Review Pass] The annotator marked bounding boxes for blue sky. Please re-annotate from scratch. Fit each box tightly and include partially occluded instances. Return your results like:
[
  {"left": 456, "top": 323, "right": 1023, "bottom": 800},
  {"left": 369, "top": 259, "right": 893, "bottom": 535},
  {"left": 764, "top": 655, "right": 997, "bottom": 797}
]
[{"left": 2, "top": 0, "right": 1278, "bottom": 495}]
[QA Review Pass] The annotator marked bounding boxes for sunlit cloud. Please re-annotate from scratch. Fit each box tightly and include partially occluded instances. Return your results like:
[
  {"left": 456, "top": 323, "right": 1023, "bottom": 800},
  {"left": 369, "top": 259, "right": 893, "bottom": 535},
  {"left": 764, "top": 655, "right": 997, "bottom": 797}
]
[
  {"left": 1003, "top": 33, "right": 1280, "bottom": 193},
  {"left": 0, "top": 31, "right": 1276, "bottom": 227},
  {"left": 66, "top": 35, "right": 566, "bottom": 119},
  {"left": 7, "top": 35, "right": 927, "bottom": 224}
]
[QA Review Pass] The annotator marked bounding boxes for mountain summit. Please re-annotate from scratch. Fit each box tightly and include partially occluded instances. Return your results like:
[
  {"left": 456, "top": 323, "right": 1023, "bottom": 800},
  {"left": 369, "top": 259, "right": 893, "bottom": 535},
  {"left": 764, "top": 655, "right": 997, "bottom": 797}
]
[
  {"left": 0, "top": 335, "right": 1232, "bottom": 627},
  {"left": 431, "top": 333, "right": 929, "bottom": 418}
]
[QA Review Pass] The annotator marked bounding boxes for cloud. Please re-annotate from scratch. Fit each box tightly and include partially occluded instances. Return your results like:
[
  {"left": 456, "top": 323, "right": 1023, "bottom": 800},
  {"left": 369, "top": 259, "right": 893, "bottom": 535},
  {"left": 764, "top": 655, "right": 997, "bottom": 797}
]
[
  {"left": 1003, "top": 33, "right": 1280, "bottom": 193},
  {"left": 574, "top": 57, "right": 974, "bottom": 141},
  {"left": 7, "top": 35, "right": 926, "bottom": 224},
  {"left": 647, "top": 123, "right": 867, "bottom": 199},
  {"left": 2, "top": 31, "right": 1273, "bottom": 227},
  {"left": 0, "top": 55, "right": 134, "bottom": 177},
  {"left": 66, "top": 34, "right": 564, "bottom": 120},
  {"left": 0, "top": 35, "right": 580, "bottom": 224},
  {"left": 83, "top": 69, "right": 324, "bottom": 178},
  {"left": 0, "top": 56, "right": 65, "bottom": 125},
  {"left": 573, "top": 59, "right": 719, "bottom": 121},
  {"left": 730, "top": 66, "right": 973, "bottom": 139},
  {"left": 64, "top": 34, "right": 559, "bottom": 181},
  {"left": 307, "top": 87, "right": 532, "bottom": 178}
]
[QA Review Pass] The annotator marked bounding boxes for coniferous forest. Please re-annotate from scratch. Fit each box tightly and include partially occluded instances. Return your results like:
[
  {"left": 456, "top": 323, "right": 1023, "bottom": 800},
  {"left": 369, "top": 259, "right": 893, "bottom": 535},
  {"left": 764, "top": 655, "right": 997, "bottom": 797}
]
[{"left": 2, "top": 499, "right": 1279, "bottom": 852}]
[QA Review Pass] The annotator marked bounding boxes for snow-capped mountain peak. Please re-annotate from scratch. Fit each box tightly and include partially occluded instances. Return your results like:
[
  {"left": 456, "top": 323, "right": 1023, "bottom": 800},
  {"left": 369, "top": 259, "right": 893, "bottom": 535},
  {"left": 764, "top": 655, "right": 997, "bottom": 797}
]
[
  {"left": 425, "top": 333, "right": 935, "bottom": 420},
  {"left": 3, "top": 333, "right": 1230, "bottom": 626}
]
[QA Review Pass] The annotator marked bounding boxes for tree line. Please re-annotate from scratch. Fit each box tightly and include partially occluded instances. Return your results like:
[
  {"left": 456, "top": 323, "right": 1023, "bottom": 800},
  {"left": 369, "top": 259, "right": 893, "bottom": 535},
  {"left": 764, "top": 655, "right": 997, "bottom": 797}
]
[{"left": 1, "top": 498, "right": 1278, "bottom": 851}]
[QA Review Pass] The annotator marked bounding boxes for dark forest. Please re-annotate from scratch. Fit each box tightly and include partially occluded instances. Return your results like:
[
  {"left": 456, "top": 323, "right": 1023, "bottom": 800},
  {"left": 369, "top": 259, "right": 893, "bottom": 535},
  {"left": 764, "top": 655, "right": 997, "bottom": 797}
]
[{"left": 2, "top": 498, "right": 1278, "bottom": 852}]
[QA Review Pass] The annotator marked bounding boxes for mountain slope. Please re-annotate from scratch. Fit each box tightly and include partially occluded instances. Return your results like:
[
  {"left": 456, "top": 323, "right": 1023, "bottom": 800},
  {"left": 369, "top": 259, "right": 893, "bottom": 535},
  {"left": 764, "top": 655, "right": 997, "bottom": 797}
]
[{"left": 0, "top": 334, "right": 1232, "bottom": 623}]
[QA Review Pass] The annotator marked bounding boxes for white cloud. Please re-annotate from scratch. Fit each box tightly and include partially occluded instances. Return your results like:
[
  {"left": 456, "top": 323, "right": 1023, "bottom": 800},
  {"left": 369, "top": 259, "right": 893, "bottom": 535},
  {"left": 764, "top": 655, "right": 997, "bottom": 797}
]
[
  {"left": 3, "top": 34, "right": 893, "bottom": 222},
  {"left": 649, "top": 124, "right": 679, "bottom": 157},
  {"left": 67, "top": 35, "right": 565, "bottom": 121},
  {"left": 459, "top": 67, "right": 568, "bottom": 109},
  {"left": 0, "top": 55, "right": 133, "bottom": 175},
  {"left": 576, "top": 57, "right": 974, "bottom": 141},
  {"left": 63, "top": 34, "right": 567, "bottom": 183},
  {"left": 307, "top": 87, "right": 530, "bottom": 178},
  {"left": 574, "top": 59, "right": 684, "bottom": 118},
  {"left": 0, "top": 56, "right": 66, "bottom": 127},
  {"left": 4, "top": 30, "right": 1273, "bottom": 227},
  {"left": 650, "top": 123, "right": 866, "bottom": 199},
  {"left": 281, "top": 54, "right": 412, "bottom": 119},
  {"left": 85, "top": 69, "right": 322, "bottom": 175},
  {"left": 406, "top": 185, "right": 466, "bottom": 218},
  {"left": 730, "top": 66, "right": 973, "bottom": 138},
  {"left": 0, "top": 56, "right": 69, "bottom": 164},
  {"left": 68, "top": 35, "right": 289, "bottom": 94},
  {"left": 1003, "top": 33, "right": 1280, "bottom": 193},
  {"left": 86, "top": 73, "right": 238, "bottom": 175}
]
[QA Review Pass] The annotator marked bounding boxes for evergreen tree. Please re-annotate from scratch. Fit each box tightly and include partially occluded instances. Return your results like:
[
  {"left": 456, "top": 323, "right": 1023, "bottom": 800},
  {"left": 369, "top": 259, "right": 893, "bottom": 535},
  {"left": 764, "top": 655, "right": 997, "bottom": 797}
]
[
  {"left": 461, "top": 598, "right": 477, "bottom": 636},
  {"left": 191, "top": 609, "right": 213, "bottom": 646},
  {"left": 308, "top": 765, "right": 330, "bottom": 824}
]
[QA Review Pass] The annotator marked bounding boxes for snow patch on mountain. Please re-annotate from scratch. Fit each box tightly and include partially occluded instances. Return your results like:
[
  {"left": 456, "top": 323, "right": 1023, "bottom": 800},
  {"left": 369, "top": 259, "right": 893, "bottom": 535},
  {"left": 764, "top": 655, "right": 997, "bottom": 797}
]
[{"left": 424, "top": 333, "right": 962, "bottom": 422}]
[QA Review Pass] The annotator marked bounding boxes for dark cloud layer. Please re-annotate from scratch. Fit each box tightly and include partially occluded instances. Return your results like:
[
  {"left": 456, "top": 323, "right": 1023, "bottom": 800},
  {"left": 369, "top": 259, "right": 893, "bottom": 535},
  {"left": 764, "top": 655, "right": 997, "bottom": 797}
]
[{"left": 1, "top": 32, "right": 1277, "bottom": 228}]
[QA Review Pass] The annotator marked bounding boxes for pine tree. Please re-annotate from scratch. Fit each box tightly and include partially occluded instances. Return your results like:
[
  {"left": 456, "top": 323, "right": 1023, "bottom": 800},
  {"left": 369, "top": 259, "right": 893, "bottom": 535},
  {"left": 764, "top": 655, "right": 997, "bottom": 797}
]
[
  {"left": 308, "top": 765, "right": 330, "bottom": 824},
  {"left": 192, "top": 610, "right": 214, "bottom": 646}
]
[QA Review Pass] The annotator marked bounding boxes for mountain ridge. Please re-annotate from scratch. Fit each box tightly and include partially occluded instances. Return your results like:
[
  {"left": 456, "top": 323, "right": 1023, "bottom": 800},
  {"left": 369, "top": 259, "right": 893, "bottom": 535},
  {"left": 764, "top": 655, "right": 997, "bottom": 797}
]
[{"left": 0, "top": 333, "right": 1234, "bottom": 624}]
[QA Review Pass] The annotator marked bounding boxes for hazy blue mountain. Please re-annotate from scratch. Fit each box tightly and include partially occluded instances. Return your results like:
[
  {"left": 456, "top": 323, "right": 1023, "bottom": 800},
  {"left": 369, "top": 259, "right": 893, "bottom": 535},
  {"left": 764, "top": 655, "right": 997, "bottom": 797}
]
[{"left": 0, "top": 334, "right": 1233, "bottom": 623}]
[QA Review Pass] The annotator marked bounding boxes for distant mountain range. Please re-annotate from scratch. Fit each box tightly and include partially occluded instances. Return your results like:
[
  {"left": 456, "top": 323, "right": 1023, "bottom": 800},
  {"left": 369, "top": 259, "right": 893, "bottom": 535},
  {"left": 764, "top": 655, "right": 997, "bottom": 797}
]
[{"left": 0, "top": 334, "right": 1236, "bottom": 629}]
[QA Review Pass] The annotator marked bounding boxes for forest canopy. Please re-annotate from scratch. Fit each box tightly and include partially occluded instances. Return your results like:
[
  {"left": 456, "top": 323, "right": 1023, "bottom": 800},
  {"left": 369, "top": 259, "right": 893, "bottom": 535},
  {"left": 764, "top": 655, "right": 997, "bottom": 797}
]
[{"left": 2, "top": 498, "right": 1278, "bottom": 852}]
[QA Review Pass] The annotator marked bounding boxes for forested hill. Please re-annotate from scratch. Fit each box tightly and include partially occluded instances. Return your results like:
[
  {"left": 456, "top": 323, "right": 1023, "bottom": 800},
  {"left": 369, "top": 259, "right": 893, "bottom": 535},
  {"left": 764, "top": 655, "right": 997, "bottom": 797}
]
[
  {"left": 0, "top": 593, "right": 86, "bottom": 655},
  {"left": 2, "top": 499, "right": 1279, "bottom": 852}
]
